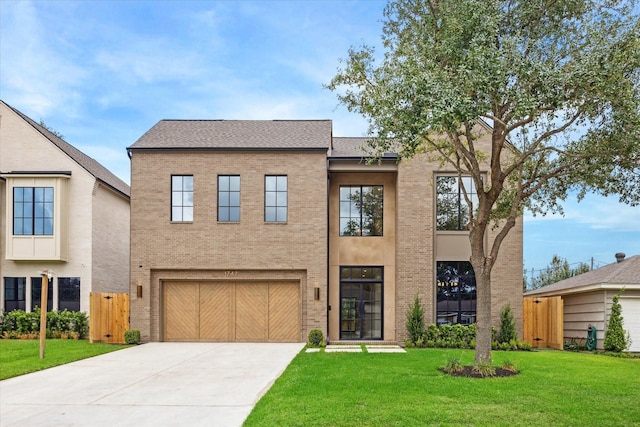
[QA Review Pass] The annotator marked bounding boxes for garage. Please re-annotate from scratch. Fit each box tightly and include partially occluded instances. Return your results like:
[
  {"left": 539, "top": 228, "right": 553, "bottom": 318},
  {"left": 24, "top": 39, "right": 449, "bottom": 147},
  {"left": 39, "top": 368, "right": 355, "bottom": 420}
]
[
  {"left": 163, "top": 281, "right": 300, "bottom": 342},
  {"left": 619, "top": 298, "right": 640, "bottom": 352}
]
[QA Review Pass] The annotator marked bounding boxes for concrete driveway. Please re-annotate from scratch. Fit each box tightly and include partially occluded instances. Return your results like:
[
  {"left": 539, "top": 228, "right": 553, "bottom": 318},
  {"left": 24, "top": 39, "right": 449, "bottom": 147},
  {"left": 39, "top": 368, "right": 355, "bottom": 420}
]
[{"left": 0, "top": 342, "right": 304, "bottom": 427}]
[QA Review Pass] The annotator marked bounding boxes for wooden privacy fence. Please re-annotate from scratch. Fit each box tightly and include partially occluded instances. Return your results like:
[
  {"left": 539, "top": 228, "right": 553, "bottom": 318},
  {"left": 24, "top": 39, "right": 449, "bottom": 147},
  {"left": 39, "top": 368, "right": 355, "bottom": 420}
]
[
  {"left": 90, "top": 292, "right": 130, "bottom": 344},
  {"left": 523, "top": 296, "right": 563, "bottom": 350}
]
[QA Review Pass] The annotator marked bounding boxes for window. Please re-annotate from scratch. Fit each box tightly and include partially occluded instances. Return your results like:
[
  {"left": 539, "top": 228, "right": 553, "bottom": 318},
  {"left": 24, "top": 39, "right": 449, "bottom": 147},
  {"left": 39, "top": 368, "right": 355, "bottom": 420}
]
[
  {"left": 218, "top": 175, "right": 240, "bottom": 222},
  {"left": 340, "top": 267, "right": 383, "bottom": 339},
  {"left": 436, "top": 261, "right": 476, "bottom": 325},
  {"left": 4, "top": 277, "right": 26, "bottom": 311},
  {"left": 58, "top": 278, "right": 80, "bottom": 311},
  {"left": 265, "top": 175, "right": 287, "bottom": 222},
  {"left": 339, "top": 185, "right": 383, "bottom": 236},
  {"left": 171, "top": 175, "right": 193, "bottom": 222},
  {"left": 31, "top": 277, "right": 53, "bottom": 311},
  {"left": 13, "top": 187, "right": 54, "bottom": 235},
  {"left": 436, "top": 176, "right": 479, "bottom": 231}
]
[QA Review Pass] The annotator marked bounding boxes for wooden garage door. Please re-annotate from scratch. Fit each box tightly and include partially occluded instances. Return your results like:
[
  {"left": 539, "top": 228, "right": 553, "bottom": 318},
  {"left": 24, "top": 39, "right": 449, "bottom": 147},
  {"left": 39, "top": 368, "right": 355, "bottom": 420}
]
[{"left": 163, "top": 281, "right": 300, "bottom": 342}]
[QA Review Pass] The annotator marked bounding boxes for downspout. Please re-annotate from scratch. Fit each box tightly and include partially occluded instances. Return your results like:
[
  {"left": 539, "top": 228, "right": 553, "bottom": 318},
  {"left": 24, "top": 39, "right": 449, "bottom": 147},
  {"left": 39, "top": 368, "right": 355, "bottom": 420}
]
[{"left": 326, "top": 158, "right": 331, "bottom": 344}]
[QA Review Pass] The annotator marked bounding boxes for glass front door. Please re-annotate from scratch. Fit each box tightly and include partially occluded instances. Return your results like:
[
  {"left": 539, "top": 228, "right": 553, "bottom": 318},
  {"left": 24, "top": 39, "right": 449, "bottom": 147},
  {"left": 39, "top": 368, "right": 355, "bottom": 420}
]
[{"left": 340, "top": 267, "right": 383, "bottom": 340}]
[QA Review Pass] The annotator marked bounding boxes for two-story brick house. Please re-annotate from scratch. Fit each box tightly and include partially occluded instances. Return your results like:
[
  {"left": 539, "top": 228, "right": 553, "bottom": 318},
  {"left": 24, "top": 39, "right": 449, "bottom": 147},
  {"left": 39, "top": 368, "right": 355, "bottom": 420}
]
[
  {"left": 0, "top": 100, "right": 130, "bottom": 313},
  {"left": 128, "top": 119, "right": 522, "bottom": 343}
]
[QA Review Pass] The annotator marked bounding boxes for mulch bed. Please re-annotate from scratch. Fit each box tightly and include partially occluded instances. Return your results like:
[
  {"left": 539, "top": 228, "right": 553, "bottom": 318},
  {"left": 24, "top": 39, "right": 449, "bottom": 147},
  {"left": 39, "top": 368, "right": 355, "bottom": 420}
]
[{"left": 439, "top": 366, "right": 520, "bottom": 378}]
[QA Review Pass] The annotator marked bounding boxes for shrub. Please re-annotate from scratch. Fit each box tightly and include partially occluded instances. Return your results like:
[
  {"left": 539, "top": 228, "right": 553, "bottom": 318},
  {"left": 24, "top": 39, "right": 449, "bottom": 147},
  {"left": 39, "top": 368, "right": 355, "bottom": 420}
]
[
  {"left": 124, "top": 329, "right": 141, "bottom": 344},
  {"left": 498, "top": 305, "right": 517, "bottom": 344},
  {"left": 307, "top": 329, "right": 325, "bottom": 347},
  {"left": 604, "top": 294, "right": 629, "bottom": 352},
  {"left": 443, "top": 357, "right": 463, "bottom": 374},
  {"left": 406, "top": 295, "right": 425, "bottom": 344},
  {"left": 0, "top": 309, "right": 87, "bottom": 339},
  {"left": 501, "top": 360, "right": 517, "bottom": 373},
  {"left": 473, "top": 362, "right": 496, "bottom": 377}
]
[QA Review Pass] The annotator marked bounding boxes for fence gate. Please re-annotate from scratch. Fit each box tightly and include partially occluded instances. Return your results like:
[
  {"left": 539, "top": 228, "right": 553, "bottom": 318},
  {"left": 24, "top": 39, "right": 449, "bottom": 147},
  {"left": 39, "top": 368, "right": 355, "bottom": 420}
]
[
  {"left": 523, "top": 296, "right": 563, "bottom": 350},
  {"left": 90, "top": 292, "right": 130, "bottom": 344}
]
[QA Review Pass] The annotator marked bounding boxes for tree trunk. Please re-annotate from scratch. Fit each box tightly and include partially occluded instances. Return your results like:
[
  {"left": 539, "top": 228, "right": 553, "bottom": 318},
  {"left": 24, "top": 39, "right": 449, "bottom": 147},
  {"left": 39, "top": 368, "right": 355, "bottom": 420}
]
[{"left": 473, "top": 267, "right": 492, "bottom": 365}]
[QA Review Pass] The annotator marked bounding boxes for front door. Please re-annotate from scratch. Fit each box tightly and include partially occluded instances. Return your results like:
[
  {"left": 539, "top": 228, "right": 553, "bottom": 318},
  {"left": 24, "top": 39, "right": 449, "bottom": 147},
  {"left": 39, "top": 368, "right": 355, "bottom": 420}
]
[{"left": 340, "top": 267, "right": 383, "bottom": 340}]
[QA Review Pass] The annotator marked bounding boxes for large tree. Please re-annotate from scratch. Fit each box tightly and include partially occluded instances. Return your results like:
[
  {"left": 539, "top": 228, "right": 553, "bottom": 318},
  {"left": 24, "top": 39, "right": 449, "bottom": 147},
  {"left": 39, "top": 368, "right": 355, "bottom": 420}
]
[{"left": 328, "top": 0, "right": 640, "bottom": 364}]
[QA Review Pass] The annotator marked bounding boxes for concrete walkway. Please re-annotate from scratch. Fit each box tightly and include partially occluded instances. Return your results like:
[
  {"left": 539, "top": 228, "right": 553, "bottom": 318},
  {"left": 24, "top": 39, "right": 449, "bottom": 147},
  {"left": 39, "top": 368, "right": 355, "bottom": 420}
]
[{"left": 0, "top": 342, "right": 304, "bottom": 427}]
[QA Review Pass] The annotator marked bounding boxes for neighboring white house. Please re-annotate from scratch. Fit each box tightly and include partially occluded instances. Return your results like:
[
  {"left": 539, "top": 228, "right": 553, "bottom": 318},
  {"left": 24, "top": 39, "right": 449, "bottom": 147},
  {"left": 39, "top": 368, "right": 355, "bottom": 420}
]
[
  {"left": 0, "top": 100, "right": 130, "bottom": 313},
  {"left": 525, "top": 253, "right": 640, "bottom": 352}
]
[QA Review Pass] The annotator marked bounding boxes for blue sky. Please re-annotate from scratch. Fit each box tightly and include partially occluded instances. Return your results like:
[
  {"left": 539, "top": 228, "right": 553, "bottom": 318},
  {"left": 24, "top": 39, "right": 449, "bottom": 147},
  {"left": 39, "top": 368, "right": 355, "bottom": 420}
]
[{"left": 1, "top": 0, "right": 638, "bottom": 273}]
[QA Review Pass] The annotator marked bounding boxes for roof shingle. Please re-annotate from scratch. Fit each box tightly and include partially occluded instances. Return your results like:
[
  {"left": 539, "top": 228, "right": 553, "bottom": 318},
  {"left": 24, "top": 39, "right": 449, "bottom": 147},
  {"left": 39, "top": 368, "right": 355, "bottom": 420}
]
[{"left": 128, "top": 119, "right": 332, "bottom": 151}]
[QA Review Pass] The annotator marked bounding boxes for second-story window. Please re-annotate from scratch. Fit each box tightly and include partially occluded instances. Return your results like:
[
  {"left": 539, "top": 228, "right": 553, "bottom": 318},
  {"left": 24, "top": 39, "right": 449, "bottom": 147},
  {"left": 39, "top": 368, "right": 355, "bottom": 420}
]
[
  {"left": 265, "top": 175, "right": 287, "bottom": 222},
  {"left": 171, "top": 175, "right": 193, "bottom": 222},
  {"left": 436, "top": 176, "right": 478, "bottom": 231},
  {"left": 339, "top": 185, "right": 383, "bottom": 236},
  {"left": 13, "top": 187, "right": 54, "bottom": 235},
  {"left": 218, "top": 175, "right": 240, "bottom": 222}
]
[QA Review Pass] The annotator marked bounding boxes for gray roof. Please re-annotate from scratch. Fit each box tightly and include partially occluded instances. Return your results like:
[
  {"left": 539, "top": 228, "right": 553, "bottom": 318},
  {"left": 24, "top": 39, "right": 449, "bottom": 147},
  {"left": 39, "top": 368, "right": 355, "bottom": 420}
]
[
  {"left": 128, "top": 119, "right": 332, "bottom": 151},
  {"left": 2, "top": 101, "right": 130, "bottom": 198},
  {"left": 525, "top": 255, "right": 640, "bottom": 296},
  {"left": 331, "top": 137, "right": 370, "bottom": 157}
]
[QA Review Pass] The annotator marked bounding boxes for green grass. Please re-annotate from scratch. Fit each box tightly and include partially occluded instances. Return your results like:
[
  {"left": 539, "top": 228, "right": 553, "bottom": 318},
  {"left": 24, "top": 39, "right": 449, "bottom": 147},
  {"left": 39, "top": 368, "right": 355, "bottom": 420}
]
[
  {"left": 244, "top": 349, "right": 640, "bottom": 426},
  {"left": 0, "top": 339, "right": 129, "bottom": 380}
]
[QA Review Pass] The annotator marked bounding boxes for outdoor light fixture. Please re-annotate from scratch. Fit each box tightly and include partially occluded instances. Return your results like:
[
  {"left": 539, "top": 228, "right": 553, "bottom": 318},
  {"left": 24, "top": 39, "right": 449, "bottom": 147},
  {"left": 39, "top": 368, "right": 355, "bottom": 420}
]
[
  {"left": 137, "top": 285, "right": 143, "bottom": 298},
  {"left": 314, "top": 287, "right": 320, "bottom": 301}
]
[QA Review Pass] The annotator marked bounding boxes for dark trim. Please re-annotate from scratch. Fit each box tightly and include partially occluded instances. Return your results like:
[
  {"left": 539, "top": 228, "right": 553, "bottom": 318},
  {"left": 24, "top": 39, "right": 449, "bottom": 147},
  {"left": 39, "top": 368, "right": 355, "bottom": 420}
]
[
  {"left": 2, "top": 171, "right": 72, "bottom": 176},
  {"left": 127, "top": 146, "right": 329, "bottom": 153}
]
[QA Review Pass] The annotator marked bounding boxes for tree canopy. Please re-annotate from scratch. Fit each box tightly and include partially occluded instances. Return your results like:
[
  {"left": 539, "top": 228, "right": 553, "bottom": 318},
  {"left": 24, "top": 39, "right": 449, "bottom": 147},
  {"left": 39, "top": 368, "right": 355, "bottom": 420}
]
[
  {"left": 329, "top": 0, "right": 640, "bottom": 364},
  {"left": 525, "top": 255, "right": 590, "bottom": 290}
]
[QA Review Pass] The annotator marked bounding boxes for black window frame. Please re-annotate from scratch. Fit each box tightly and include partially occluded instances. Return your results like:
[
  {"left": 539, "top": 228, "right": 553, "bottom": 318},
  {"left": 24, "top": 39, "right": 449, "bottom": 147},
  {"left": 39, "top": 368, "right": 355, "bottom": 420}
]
[
  {"left": 58, "top": 277, "right": 81, "bottom": 312},
  {"left": 264, "top": 175, "right": 288, "bottom": 223},
  {"left": 339, "top": 185, "right": 384, "bottom": 236},
  {"left": 339, "top": 266, "right": 384, "bottom": 340},
  {"left": 13, "top": 186, "right": 54, "bottom": 236},
  {"left": 436, "top": 175, "right": 479, "bottom": 231},
  {"left": 436, "top": 261, "right": 477, "bottom": 325},
  {"left": 4, "top": 277, "right": 26, "bottom": 311},
  {"left": 171, "top": 175, "right": 194, "bottom": 222},
  {"left": 218, "top": 175, "right": 241, "bottom": 222},
  {"left": 31, "top": 277, "right": 53, "bottom": 312}
]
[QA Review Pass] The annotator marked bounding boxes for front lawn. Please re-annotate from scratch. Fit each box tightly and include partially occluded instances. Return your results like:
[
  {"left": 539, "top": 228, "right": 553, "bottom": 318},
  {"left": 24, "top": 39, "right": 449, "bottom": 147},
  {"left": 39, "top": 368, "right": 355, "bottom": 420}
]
[
  {"left": 0, "top": 339, "right": 129, "bottom": 380},
  {"left": 244, "top": 348, "right": 640, "bottom": 426}
]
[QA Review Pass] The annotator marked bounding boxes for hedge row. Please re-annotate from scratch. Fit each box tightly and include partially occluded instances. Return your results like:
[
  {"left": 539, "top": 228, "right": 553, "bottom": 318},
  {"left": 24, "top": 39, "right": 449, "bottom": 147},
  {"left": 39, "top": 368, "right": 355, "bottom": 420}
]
[{"left": 0, "top": 309, "right": 88, "bottom": 339}]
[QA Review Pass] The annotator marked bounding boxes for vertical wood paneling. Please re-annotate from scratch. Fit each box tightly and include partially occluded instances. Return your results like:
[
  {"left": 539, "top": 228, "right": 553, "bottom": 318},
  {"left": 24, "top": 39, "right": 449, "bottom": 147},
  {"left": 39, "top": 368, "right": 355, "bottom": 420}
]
[
  {"left": 89, "top": 292, "right": 130, "bottom": 344},
  {"left": 523, "top": 296, "right": 563, "bottom": 350}
]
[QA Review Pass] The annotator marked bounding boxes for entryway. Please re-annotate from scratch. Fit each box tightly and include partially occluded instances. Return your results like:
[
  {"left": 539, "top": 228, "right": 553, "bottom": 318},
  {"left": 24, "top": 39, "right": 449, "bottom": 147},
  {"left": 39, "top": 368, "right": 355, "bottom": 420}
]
[{"left": 339, "top": 266, "right": 383, "bottom": 340}]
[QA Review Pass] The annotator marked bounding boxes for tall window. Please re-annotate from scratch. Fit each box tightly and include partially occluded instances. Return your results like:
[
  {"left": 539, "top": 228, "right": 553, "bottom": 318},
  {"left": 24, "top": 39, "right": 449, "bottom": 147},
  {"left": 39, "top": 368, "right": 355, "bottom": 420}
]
[
  {"left": 58, "top": 278, "right": 81, "bottom": 311},
  {"left": 436, "top": 176, "right": 479, "bottom": 231},
  {"left": 340, "top": 266, "right": 383, "bottom": 340},
  {"left": 218, "top": 175, "right": 240, "bottom": 222},
  {"left": 31, "top": 277, "right": 53, "bottom": 311},
  {"left": 171, "top": 175, "right": 193, "bottom": 222},
  {"left": 13, "top": 187, "right": 54, "bottom": 235},
  {"left": 436, "top": 261, "right": 476, "bottom": 325},
  {"left": 4, "top": 277, "right": 26, "bottom": 311},
  {"left": 339, "top": 185, "right": 383, "bottom": 236},
  {"left": 265, "top": 175, "right": 287, "bottom": 222}
]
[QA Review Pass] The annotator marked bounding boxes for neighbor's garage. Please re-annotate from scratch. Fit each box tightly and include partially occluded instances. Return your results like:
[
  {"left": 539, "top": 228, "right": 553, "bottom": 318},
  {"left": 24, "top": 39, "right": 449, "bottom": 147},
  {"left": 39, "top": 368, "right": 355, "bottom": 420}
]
[
  {"left": 619, "top": 297, "right": 640, "bottom": 352},
  {"left": 163, "top": 281, "right": 300, "bottom": 342}
]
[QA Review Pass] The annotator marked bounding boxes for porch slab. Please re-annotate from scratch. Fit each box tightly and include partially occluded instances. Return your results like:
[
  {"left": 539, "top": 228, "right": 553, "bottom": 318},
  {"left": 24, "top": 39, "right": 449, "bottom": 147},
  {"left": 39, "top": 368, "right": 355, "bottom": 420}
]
[
  {"left": 325, "top": 345, "right": 362, "bottom": 353},
  {"left": 365, "top": 345, "right": 406, "bottom": 353}
]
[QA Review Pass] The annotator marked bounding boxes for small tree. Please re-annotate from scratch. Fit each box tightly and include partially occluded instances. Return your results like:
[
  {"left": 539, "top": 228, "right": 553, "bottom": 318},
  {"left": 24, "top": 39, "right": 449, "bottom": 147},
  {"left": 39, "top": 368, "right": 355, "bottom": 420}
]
[
  {"left": 497, "top": 305, "right": 517, "bottom": 344},
  {"left": 604, "top": 294, "right": 628, "bottom": 352},
  {"left": 406, "top": 295, "right": 425, "bottom": 344}
]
